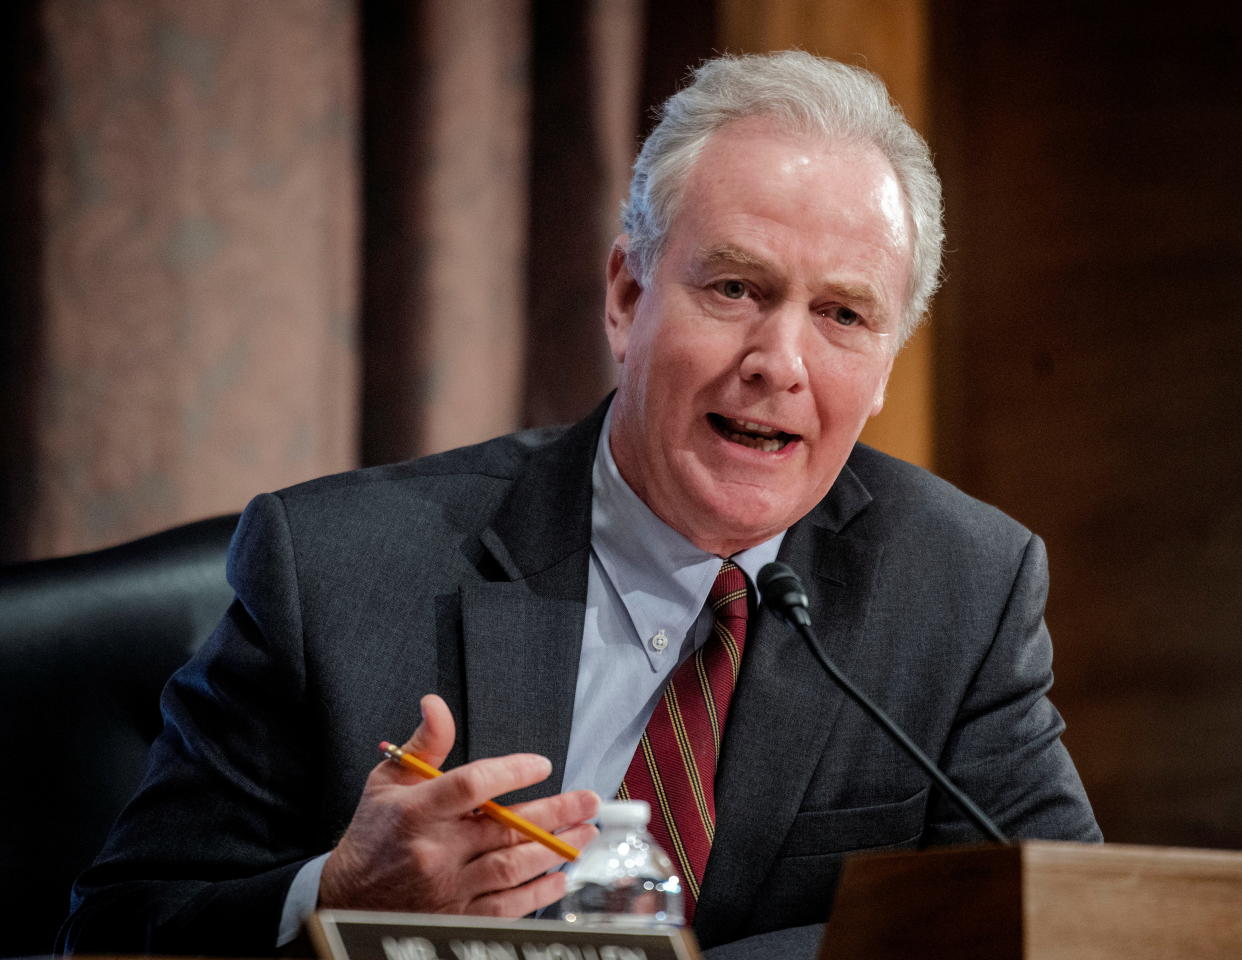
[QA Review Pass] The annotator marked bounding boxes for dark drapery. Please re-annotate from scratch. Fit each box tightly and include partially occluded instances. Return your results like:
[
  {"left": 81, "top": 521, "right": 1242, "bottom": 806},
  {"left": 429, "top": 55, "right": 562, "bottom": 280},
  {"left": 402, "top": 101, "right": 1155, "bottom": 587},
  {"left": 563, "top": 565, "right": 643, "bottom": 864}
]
[{"left": 3, "top": 0, "right": 716, "bottom": 562}]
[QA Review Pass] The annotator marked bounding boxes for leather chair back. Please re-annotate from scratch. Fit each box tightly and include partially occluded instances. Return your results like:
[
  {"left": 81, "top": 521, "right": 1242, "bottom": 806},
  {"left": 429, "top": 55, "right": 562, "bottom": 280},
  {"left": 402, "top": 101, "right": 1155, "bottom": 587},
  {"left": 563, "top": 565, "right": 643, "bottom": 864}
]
[{"left": 0, "top": 514, "right": 239, "bottom": 959}]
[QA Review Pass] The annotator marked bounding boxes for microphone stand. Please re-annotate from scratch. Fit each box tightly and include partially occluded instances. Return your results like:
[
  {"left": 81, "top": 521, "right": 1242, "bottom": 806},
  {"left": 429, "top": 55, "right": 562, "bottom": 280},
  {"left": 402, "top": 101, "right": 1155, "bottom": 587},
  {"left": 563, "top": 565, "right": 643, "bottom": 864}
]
[{"left": 760, "top": 563, "right": 1010, "bottom": 845}]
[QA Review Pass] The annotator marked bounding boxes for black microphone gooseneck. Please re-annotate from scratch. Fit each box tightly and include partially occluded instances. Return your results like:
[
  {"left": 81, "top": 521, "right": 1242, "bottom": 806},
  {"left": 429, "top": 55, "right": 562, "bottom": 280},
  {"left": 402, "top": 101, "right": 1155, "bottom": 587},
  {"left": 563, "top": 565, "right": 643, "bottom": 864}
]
[{"left": 757, "top": 561, "right": 1010, "bottom": 846}]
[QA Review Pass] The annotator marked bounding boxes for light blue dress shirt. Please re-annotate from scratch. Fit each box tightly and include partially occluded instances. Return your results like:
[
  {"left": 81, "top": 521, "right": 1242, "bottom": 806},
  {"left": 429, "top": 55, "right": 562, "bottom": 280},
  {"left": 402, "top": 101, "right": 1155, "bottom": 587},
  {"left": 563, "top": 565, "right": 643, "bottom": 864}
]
[
  {"left": 279, "top": 408, "right": 784, "bottom": 943},
  {"left": 562, "top": 405, "right": 784, "bottom": 798}
]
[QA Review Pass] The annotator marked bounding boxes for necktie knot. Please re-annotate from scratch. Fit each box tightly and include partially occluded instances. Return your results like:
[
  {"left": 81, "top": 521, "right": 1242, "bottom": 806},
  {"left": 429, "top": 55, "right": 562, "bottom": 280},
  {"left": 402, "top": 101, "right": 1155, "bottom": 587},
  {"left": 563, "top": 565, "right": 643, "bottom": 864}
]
[{"left": 710, "top": 558, "right": 748, "bottom": 606}]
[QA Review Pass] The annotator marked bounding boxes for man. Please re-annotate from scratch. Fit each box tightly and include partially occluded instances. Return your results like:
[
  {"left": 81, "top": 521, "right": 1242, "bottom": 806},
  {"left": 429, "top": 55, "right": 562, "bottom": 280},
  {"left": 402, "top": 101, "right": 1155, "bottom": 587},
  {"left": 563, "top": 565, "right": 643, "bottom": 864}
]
[{"left": 62, "top": 51, "right": 1099, "bottom": 958}]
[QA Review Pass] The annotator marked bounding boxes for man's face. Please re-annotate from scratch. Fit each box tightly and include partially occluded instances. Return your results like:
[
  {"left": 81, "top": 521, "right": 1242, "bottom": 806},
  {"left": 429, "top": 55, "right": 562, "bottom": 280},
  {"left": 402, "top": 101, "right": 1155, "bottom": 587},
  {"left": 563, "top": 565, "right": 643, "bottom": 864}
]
[{"left": 605, "top": 117, "right": 912, "bottom": 556}]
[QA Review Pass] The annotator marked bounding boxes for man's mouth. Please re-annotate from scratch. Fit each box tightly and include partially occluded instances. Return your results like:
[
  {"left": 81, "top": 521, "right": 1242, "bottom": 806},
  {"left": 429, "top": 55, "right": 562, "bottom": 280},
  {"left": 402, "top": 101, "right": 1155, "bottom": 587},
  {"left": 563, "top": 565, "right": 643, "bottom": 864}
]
[{"left": 707, "top": 413, "right": 800, "bottom": 452}]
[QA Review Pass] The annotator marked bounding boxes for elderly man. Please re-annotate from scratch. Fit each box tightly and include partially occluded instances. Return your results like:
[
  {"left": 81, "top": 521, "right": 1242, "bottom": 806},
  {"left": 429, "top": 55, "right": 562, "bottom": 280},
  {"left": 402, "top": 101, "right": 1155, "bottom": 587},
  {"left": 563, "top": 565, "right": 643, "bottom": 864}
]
[{"left": 62, "top": 51, "right": 1099, "bottom": 958}]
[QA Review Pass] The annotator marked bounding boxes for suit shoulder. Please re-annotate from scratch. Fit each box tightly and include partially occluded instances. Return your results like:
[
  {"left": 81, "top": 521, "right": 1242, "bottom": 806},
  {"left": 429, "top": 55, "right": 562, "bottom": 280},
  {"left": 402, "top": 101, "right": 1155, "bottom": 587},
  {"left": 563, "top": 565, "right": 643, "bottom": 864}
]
[
  {"left": 234, "top": 425, "right": 572, "bottom": 555},
  {"left": 845, "top": 443, "right": 1034, "bottom": 556},
  {"left": 271, "top": 425, "right": 568, "bottom": 502}
]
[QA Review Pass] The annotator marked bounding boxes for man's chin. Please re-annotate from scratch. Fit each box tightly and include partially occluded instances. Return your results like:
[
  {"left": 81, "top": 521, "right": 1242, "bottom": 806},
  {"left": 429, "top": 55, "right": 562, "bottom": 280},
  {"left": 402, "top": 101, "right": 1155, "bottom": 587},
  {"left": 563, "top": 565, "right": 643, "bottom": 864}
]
[{"left": 680, "top": 499, "right": 801, "bottom": 556}]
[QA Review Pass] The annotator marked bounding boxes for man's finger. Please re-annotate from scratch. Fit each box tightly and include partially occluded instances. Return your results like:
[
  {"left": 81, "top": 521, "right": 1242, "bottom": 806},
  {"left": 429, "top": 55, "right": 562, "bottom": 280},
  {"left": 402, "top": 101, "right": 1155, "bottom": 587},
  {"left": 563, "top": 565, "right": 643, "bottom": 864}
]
[
  {"left": 418, "top": 752, "right": 555, "bottom": 818},
  {"left": 460, "top": 820, "right": 598, "bottom": 895},
  {"left": 463, "top": 788, "right": 599, "bottom": 853},
  {"left": 469, "top": 868, "right": 569, "bottom": 919},
  {"left": 506, "top": 789, "right": 600, "bottom": 834},
  {"left": 400, "top": 693, "right": 456, "bottom": 767},
  {"left": 372, "top": 693, "right": 459, "bottom": 786}
]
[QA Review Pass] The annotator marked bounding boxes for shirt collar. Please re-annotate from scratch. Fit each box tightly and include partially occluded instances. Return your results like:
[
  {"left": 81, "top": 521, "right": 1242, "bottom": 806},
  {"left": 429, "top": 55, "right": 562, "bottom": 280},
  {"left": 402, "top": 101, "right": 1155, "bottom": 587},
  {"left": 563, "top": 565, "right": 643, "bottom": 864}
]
[{"left": 591, "top": 404, "right": 785, "bottom": 666}]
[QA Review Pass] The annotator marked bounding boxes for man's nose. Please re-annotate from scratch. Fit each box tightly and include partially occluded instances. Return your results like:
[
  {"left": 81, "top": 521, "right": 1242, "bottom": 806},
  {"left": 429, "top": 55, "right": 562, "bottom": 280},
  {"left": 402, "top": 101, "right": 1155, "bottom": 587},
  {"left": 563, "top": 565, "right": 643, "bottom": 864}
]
[{"left": 738, "top": 304, "right": 808, "bottom": 392}]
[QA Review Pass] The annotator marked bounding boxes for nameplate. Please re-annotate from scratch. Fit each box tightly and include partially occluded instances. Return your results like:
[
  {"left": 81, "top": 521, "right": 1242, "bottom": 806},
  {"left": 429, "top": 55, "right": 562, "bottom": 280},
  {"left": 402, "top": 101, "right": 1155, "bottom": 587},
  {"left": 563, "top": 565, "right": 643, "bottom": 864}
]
[{"left": 308, "top": 910, "right": 702, "bottom": 960}]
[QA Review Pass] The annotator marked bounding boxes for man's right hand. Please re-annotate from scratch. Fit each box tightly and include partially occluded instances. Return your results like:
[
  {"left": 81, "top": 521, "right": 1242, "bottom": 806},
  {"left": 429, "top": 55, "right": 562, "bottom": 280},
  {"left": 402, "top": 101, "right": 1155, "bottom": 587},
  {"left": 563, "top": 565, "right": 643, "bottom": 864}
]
[{"left": 318, "top": 694, "right": 599, "bottom": 917}]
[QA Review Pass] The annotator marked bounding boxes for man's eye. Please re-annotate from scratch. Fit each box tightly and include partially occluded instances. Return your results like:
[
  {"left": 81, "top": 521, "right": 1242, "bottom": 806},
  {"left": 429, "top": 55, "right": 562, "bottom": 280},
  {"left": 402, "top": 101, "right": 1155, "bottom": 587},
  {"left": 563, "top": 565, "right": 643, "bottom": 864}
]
[
  {"left": 819, "top": 305, "right": 861, "bottom": 326},
  {"left": 714, "top": 280, "right": 749, "bottom": 300}
]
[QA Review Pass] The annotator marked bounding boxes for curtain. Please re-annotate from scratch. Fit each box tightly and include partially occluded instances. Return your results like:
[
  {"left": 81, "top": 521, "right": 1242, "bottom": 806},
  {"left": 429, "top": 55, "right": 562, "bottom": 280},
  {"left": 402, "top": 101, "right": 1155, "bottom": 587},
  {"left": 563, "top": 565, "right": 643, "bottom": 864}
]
[{"left": 5, "top": 0, "right": 705, "bottom": 562}]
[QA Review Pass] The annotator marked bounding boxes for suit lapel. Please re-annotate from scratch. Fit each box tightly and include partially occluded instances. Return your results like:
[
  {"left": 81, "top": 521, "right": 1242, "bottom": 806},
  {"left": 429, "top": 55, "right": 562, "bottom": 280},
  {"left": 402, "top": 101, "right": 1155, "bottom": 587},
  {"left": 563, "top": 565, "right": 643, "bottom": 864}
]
[
  {"left": 460, "top": 572, "right": 587, "bottom": 805},
  {"left": 458, "top": 403, "right": 607, "bottom": 805},
  {"left": 697, "top": 462, "right": 884, "bottom": 940}
]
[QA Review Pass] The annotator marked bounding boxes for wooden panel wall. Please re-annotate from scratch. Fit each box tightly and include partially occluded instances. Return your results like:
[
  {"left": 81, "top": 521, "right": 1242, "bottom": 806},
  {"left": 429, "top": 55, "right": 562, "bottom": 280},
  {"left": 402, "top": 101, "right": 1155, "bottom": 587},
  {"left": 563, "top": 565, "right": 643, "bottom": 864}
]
[
  {"left": 931, "top": 3, "right": 1242, "bottom": 847},
  {"left": 719, "top": 0, "right": 1242, "bottom": 849}
]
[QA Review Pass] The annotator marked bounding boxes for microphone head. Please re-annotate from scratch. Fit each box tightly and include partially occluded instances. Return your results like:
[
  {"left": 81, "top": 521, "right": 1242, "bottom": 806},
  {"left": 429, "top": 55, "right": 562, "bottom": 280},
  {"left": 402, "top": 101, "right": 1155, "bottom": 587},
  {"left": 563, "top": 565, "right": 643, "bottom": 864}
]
[{"left": 758, "top": 561, "right": 811, "bottom": 626}]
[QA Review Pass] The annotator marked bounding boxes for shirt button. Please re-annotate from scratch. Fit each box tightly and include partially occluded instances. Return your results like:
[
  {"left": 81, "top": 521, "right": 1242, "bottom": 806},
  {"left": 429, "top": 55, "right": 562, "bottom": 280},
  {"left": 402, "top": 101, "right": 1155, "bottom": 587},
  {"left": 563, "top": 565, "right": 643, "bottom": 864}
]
[{"left": 650, "top": 629, "right": 669, "bottom": 652}]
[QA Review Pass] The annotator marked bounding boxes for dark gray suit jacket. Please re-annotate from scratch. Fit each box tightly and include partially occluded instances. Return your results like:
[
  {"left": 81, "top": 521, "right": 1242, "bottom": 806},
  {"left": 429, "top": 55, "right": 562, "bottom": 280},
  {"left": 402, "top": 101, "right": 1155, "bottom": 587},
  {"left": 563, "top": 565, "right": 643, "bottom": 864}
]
[{"left": 62, "top": 400, "right": 1099, "bottom": 956}]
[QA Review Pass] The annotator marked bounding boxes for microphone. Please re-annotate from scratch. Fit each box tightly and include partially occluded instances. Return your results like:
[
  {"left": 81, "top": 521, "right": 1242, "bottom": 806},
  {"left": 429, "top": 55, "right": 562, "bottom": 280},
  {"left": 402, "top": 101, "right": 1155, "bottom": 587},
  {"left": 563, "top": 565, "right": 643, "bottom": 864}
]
[
  {"left": 754, "top": 562, "right": 811, "bottom": 628},
  {"left": 757, "top": 561, "right": 1009, "bottom": 845}
]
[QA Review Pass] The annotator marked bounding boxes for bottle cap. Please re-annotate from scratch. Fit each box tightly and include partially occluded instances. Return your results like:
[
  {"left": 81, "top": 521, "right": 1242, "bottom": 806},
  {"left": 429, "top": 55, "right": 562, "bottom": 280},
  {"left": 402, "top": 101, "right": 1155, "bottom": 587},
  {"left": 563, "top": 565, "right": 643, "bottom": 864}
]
[{"left": 597, "top": 799, "right": 650, "bottom": 827}]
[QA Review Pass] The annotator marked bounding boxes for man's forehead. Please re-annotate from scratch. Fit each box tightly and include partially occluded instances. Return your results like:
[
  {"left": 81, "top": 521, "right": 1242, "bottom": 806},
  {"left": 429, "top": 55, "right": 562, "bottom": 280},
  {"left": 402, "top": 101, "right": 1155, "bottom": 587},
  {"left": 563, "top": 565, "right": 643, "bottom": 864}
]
[{"left": 679, "top": 129, "right": 910, "bottom": 242}]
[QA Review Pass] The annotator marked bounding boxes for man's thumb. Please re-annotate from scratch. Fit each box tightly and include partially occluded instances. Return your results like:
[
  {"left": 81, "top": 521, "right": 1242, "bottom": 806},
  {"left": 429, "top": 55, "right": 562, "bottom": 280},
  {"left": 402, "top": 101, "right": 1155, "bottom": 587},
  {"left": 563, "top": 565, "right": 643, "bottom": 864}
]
[{"left": 395, "top": 693, "right": 456, "bottom": 772}]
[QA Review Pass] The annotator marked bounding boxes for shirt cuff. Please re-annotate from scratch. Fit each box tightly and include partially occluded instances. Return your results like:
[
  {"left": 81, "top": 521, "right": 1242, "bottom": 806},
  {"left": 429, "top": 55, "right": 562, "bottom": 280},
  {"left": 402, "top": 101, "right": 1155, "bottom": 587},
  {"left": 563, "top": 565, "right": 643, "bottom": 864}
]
[{"left": 278, "top": 852, "right": 331, "bottom": 947}]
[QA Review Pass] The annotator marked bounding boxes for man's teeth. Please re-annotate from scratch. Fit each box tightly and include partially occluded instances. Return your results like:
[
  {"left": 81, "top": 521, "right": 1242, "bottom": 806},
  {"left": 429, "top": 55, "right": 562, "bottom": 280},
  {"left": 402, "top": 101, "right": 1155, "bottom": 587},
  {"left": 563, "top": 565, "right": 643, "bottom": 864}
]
[
  {"left": 719, "top": 417, "right": 789, "bottom": 452},
  {"left": 731, "top": 433, "right": 784, "bottom": 451},
  {"left": 721, "top": 417, "right": 777, "bottom": 435}
]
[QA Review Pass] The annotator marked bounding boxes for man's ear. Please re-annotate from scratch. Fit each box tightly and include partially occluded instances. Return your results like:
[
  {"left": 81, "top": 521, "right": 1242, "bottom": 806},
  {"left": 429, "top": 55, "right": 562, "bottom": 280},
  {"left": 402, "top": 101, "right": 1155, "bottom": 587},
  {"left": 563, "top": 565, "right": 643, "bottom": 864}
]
[
  {"left": 604, "top": 236, "right": 641, "bottom": 364},
  {"left": 869, "top": 353, "right": 897, "bottom": 417}
]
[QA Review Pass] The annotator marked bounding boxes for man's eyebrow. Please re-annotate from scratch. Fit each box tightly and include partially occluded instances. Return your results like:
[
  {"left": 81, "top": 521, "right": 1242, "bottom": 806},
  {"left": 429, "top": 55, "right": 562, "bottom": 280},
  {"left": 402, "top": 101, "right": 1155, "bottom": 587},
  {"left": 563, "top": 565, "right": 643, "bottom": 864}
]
[
  {"left": 695, "top": 244, "right": 775, "bottom": 273},
  {"left": 694, "top": 246, "right": 886, "bottom": 314},
  {"left": 821, "top": 280, "right": 880, "bottom": 308}
]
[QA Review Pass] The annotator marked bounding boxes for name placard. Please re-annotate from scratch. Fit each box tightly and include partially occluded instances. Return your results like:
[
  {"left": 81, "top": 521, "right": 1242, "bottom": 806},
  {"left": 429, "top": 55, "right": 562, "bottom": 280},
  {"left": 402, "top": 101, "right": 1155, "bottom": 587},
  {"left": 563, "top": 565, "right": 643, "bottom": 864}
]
[{"left": 308, "top": 910, "right": 702, "bottom": 960}]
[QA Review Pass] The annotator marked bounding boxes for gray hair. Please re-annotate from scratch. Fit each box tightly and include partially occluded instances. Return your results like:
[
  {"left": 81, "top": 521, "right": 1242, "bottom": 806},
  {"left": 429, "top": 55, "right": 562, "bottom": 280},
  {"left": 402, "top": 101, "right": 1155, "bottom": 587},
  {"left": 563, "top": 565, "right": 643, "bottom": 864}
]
[{"left": 622, "top": 51, "right": 944, "bottom": 345}]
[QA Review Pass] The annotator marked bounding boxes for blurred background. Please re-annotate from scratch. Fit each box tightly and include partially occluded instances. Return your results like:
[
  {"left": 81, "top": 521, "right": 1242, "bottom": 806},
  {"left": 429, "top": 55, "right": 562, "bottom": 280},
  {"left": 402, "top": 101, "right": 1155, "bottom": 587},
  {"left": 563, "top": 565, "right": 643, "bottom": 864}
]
[{"left": 2, "top": 0, "right": 1239, "bottom": 853}]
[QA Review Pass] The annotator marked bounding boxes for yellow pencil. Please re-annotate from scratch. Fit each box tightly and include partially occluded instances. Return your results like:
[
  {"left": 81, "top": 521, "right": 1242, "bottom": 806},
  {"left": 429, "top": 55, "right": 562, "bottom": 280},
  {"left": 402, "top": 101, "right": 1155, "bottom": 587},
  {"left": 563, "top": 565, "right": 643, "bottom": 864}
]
[{"left": 379, "top": 741, "right": 580, "bottom": 861}]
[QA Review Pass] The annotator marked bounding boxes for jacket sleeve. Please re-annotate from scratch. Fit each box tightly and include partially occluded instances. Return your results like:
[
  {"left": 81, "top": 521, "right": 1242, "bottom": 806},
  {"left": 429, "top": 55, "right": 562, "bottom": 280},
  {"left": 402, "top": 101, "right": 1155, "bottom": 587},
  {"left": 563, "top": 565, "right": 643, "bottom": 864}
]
[
  {"left": 60, "top": 493, "right": 327, "bottom": 956},
  {"left": 923, "top": 532, "right": 1102, "bottom": 845}
]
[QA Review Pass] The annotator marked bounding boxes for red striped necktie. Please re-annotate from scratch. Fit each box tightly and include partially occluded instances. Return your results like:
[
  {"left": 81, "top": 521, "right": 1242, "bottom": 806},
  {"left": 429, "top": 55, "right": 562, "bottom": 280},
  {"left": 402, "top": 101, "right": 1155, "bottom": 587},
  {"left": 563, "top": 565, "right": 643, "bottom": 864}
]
[{"left": 618, "top": 559, "right": 749, "bottom": 922}]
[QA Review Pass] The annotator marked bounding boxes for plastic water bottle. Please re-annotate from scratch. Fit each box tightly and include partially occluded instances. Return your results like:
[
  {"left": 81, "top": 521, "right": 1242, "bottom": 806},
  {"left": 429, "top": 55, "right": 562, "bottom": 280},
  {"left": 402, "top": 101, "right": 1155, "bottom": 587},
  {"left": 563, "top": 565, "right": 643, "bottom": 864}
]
[{"left": 560, "top": 800, "right": 684, "bottom": 926}]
